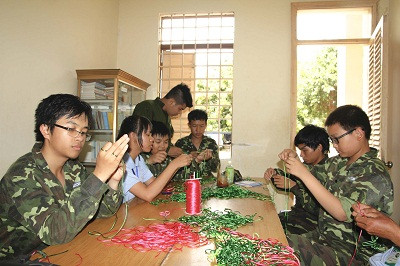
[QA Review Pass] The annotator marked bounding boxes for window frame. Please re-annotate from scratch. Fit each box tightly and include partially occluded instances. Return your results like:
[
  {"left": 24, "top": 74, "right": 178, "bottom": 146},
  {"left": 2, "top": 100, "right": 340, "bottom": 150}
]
[
  {"left": 158, "top": 12, "right": 235, "bottom": 158},
  {"left": 290, "top": 0, "right": 377, "bottom": 144}
]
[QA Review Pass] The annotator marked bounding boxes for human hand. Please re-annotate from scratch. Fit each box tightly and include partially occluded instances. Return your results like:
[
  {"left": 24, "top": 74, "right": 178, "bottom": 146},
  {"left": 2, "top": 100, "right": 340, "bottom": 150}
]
[
  {"left": 283, "top": 156, "right": 309, "bottom": 180},
  {"left": 351, "top": 203, "right": 399, "bottom": 241},
  {"left": 196, "top": 149, "right": 212, "bottom": 162},
  {"left": 93, "top": 134, "right": 129, "bottom": 183},
  {"left": 278, "top": 149, "right": 298, "bottom": 161},
  {"left": 148, "top": 151, "right": 167, "bottom": 164},
  {"left": 273, "top": 175, "right": 296, "bottom": 189},
  {"left": 168, "top": 146, "right": 183, "bottom": 157},
  {"left": 172, "top": 154, "right": 193, "bottom": 168},
  {"left": 107, "top": 161, "right": 126, "bottom": 190},
  {"left": 264, "top": 168, "right": 276, "bottom": 180}
]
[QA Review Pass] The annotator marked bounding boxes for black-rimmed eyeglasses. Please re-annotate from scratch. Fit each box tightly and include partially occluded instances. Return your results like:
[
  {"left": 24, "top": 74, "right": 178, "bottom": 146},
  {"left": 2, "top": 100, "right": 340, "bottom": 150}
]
[
  {"left": 329, "top": 128, "right": 355, "bottom": 145},
  {"left": 54, "top": 124, "right": 91, "bottom": 142}
]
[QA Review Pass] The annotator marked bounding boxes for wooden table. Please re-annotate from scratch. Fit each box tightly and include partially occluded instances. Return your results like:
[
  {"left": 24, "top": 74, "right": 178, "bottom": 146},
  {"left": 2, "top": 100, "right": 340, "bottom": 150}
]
[{"left": 32, "top": 179, "right": 287, "bottom": 265}]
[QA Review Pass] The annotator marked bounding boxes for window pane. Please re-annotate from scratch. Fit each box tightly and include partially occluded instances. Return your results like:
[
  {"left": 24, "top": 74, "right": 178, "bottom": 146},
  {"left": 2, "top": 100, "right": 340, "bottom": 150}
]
[
  {"left": 297, "top": 8, "right": 372, "bottom": 40},
  {"left": 159, "top": 13, "right": 234, "bottom": 159}
]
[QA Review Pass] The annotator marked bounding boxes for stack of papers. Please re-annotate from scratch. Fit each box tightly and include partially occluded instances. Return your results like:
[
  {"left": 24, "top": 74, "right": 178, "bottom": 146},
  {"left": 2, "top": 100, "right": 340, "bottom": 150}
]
[{"left": 235, "top": 180, "right": 262, "bottom": 187}]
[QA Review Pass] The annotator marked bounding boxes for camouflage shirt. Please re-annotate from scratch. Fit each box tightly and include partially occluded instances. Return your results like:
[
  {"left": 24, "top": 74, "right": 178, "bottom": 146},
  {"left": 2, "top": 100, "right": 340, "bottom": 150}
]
[
  {"left": 132, "top": 98, "right": 174, "bottom": 140},
  {"left": 275, "top": 157, "right": 327, "bottom": 234},
  {"left": 141, "top": 152, "right": 172, "bottom": 178},
  {"left": 174, "top": 135, "right": 220, "bottom": 180},
  {"left": 0, "top": 142, "right": 122, "bottom": 259},
  {"left": 288, "top": 148, "right": 393, "bottom": 264}
]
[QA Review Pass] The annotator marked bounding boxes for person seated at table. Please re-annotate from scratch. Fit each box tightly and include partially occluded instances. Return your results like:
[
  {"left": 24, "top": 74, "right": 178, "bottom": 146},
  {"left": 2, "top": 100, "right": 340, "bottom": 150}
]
[
  {"left": 141, "top": 121, "right": 172, "bottom": 178},
  {"left": 118, "top": 115, "right": 192, "bottom": 203},
  {"left": 278, "top": 105, "right": 393, "bottom": 265},
  {"left": 0, "top": 94, "right": 129, "bottom": 260},
  {"left": 264, "top": 124, "right": 329, "bottom": 235},
  {"left": 174, "top": 109, "right": 220, "bottom": 180}
]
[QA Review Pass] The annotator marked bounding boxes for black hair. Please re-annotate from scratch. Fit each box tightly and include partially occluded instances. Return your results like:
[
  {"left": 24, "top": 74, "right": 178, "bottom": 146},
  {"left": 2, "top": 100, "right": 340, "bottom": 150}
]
[
  {"left": 325, "top": 105, "right": 371, "bottom": 140},
  {"left": 151, "top": 120, "right": 170, "bottom": 138},
  {"left": 164, "top": 83, "right": 193, "bottom": 108},
  {"left": 34, "top": 94, "right": 93, "bottom": 142},
  {"left": 294, "top": 124, "right": 329, "bottom": 153},
  {"left": 188, "top": 109, "right": 208, "bottom": 122},
  {"left": 117, "top": 115, "right": 152, "bottom": 149}
]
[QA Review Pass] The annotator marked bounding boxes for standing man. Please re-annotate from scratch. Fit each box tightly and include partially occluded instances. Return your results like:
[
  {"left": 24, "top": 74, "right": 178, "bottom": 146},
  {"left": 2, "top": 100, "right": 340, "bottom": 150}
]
[{"left": 133, "top": 83, "right": 193, "bottom": 157}]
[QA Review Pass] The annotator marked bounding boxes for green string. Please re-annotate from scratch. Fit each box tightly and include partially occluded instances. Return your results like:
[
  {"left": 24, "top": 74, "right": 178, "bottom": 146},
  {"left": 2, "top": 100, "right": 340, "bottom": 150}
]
[
  {"left": 361, "top": 235, "right": 386, "bottom": 252},
  {"left": 283, "top": 163, "right": 289, "bottom": 235},
  {"left": 88, "top": 202, "right": 129, "bottom": 239},
  {"left": 150, "top": 184, "right": 272, "bottom": 206},
  {"left": 178, "top": 208, "right": 261, "bottom": 238}
]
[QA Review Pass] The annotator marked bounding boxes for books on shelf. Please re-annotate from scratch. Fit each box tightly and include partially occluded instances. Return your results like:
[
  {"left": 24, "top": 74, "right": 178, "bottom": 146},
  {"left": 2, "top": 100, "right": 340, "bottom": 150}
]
[
  {"left": 81, "top": 81, "right": 114, "bottom": 99},
  {"left": 91, "top": 110, "right": 114, "bottom": 130},
  {"left": 80, "top": 140, "right": 108, "bottom": 163}
]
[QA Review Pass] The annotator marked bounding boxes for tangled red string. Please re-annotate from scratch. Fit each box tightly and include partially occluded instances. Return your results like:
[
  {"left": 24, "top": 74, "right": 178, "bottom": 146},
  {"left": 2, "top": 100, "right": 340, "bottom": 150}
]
[
  {"left": 100, "top": 222, "right": 208, "bottom": 252},
  {"left": 227, "top": 230, "right": 300, "bottom": 265}
]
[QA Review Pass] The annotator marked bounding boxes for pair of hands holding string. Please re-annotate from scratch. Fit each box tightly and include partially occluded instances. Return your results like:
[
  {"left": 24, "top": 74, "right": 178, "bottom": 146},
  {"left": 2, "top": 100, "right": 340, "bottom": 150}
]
[
  {"left": 264, "top": 149, "right": 307, "bottom": 189},
  {"left": 351, "top": 203, "right": 400, "bottom": 246},
  {"left": 92, "top": 134, "right": 130, "bottom": 191}
]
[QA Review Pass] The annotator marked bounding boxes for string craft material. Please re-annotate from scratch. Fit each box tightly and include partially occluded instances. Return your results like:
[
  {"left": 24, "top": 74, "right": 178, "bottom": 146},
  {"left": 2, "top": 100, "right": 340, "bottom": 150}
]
[
  {"left": 348, "top": 202, "right": 386, "bottom": 266},
  {"left": 185, "top": 178, "right": 202, "bottom": 215},
  {"left": 206, "top": 229, "right": 300, "bottom": 265},
  {"left": 349, "top": 201, "right": 364, "bottom": 266},
  {"left": 283, "top": 163, "right": 290, "bottom": 234},
  {"left": 30, "top": 249, "right": 69, "bottom": 264},
  {"left": 88, "top": 202, "right": 129, "bottom": 239},
  {"left": 178, "top": 208, "right": 259, "bottom": 238},
  {"left": 151, "top": 184, "right": 271, "bottom": 205},
  {"left": 99, "top": 222, "right": 208, "bottom": 252},
  {"left": 75, "top": 253, "right": 83, "bottom": 266}
]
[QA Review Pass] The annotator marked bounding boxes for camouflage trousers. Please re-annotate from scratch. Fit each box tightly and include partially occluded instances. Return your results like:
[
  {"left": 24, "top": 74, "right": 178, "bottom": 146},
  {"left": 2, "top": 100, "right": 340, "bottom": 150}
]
[
  {"left": 287, "top": 231, "right": 364, "bottom": 266},
  {"left": 279, "top": 207, "right": 318, "bottom": 235}
]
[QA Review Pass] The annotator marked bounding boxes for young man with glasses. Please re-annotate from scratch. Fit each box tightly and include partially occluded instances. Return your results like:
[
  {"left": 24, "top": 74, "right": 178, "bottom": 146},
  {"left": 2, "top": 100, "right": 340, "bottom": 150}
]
[
  {"left": 0, "top": 94, "right": 129, "bottom": 260},
  {"left": 278, "top": 105, "right": 393, "bottom": 265}
]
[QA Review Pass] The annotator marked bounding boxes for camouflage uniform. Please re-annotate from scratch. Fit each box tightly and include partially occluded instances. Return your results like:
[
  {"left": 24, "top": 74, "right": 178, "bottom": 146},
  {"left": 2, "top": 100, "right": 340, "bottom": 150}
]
[
  {"left": 141, "top": 152, "right": 172, "bottom": 178},
  {"left": 173, "top": 134, "right": 220, "bottom": 180},
  {"left": 133, "top": 98, "right": 174, "bottom": 140},
  {"left": 276, "top": 157, "right": 327, "bottom": 235},
  {"left": 0, "top": 142, "right": 122, "bottom": 259},
  {"left": 287, "top": 148, "right": 393, "bottom": 265}
]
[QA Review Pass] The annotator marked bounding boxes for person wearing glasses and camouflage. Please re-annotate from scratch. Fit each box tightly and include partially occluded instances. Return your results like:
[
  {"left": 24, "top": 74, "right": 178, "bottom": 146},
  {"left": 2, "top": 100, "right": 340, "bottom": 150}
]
[
  {"left": 0, "top": 94, "right": 129, "bottom": 261},
  {"left": 278, "top": 105, "right": 393, "bottom": 265}
]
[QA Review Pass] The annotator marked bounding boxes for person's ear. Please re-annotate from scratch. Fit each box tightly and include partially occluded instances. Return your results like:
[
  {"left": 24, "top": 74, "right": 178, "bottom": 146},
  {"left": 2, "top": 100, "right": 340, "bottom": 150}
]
[
  {"left": 39, "top": 124, "right": 51, "bottom": 140},
  {"left": 355, "top": 127, "right": 364, "bottom": 140},
  {"left": 316, "top": 144, "right": 322, "bottom": 151},
  {"left": 128, "top": 131, "right": 137, "bottom": 141},
  {"left": 129, "top": 131, "right": 141, "bottom": 147},
  {"left": 168, "top": 98, "right": 175, "bottom": 106}
]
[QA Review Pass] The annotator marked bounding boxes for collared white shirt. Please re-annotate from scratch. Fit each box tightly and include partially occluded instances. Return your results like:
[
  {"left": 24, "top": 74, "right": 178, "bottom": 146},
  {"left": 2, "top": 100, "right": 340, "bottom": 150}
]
[{"left": 122, "top": 153, "right": 153, "bottom": 203}]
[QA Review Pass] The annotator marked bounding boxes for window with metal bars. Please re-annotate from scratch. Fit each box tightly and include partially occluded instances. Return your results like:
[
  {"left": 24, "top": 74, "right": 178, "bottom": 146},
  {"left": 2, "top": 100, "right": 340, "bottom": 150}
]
[{"left": 158, "top": 13, "right": 234, "bottom": 159}]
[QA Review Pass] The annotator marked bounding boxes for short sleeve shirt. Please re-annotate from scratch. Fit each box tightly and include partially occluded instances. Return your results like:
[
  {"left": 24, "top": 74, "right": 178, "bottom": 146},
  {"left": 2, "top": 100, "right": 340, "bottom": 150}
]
[{"left": 122, "top": 153, "right": 153, "bottom": 203}]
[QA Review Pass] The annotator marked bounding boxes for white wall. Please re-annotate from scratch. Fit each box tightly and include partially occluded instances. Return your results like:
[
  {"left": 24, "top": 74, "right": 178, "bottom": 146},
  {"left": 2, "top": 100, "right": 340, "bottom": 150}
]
[
  {"left": 117, "top": 0, "right": 292, "bottom": 178},
  {"left": 0, "top": 0, "right": 119, "bottom": 176}
]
